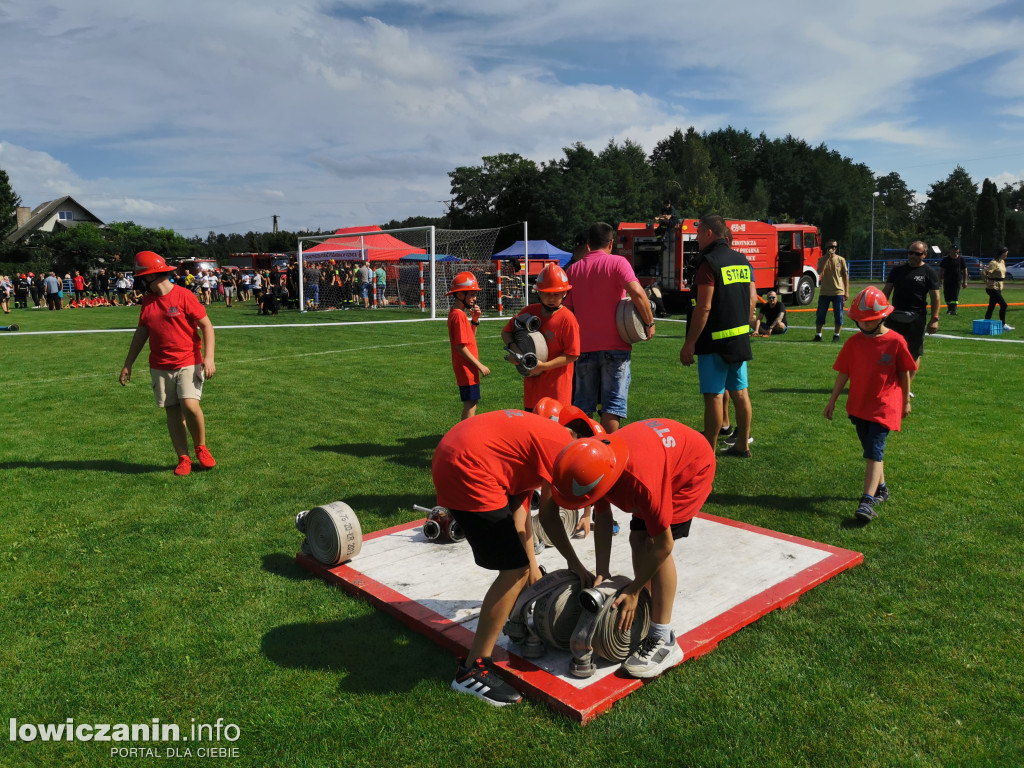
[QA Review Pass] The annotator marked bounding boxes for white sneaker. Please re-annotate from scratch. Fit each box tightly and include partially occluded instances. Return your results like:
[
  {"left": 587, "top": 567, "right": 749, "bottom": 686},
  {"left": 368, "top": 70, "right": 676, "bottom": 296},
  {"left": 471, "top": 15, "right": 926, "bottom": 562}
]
[
  {"left": 622, "top": 634, "right": 684, "bottom": 679},
  {"left": 1002, "top": 324, "right": 1014, "bottom": 331}
]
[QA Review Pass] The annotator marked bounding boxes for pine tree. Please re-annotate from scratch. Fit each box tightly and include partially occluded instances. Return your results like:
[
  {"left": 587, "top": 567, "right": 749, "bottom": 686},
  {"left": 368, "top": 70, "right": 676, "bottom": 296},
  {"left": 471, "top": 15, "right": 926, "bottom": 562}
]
[{"left": 0, "top": 168, "right": 22, "bottom": 236}]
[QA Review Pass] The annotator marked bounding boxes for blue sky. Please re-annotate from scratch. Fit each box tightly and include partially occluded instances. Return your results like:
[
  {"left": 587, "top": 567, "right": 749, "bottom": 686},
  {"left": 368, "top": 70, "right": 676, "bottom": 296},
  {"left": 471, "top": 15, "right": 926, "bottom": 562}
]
[{"left": 2, "top": 0, "right": 1023, "bottom": 235}]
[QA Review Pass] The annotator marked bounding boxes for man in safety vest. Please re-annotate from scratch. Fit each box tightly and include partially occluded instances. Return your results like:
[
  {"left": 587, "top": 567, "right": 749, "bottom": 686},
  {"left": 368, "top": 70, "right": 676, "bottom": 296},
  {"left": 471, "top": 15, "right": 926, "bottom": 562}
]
[{"left": 679, "top": 214, "right": 757, "bottom": 457}]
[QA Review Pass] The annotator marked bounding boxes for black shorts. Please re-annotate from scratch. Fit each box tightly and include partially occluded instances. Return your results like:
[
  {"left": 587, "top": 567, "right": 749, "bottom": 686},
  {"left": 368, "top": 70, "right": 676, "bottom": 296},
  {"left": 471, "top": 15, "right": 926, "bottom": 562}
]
[
  {"left": 449, "top": 493, "right": 531, "bottom": 571},
  {"left": 884, "top": 312, "right": 925, "bottom": 358},
  {"left": 629, "top": 516, "right": 692, "bottom": 539}
]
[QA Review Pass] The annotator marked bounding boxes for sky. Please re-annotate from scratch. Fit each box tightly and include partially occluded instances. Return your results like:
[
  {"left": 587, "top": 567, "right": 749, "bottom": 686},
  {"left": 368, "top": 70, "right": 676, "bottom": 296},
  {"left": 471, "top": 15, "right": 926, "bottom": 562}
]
[{"left": 2, "top": 0, "right": 1024, "bottom": 236}]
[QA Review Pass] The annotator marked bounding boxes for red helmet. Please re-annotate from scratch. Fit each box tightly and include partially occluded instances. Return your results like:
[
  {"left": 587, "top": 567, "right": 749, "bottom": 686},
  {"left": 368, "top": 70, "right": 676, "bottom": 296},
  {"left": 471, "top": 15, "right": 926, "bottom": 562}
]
[
  {"left": 446, "top": 271, "right": 480, "bottom": 295},
  {"left": 557, "top": 405, "right": 604, "bottom": 438},
  {"left": 533, "top": 397, "right": 563, "bottom": 421},
  {"left": 848, "top": 286, "right": 893, "bottom": 323},
  {"left": 134, "top": 251, "right": 175, "bottom": 276},
  {"left": 550, "top": 436, "right": 629, "bottom": 509},
  {"left": 536, "top": 264, "right": 571, "bottom": 293}
]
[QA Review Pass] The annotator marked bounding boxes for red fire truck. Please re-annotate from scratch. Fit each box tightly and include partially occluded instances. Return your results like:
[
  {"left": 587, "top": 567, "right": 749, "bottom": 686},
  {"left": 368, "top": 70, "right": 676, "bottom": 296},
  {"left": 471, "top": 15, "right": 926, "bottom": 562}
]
[{"left": 616, "top": 219, "right": 823, "bottom": 311}]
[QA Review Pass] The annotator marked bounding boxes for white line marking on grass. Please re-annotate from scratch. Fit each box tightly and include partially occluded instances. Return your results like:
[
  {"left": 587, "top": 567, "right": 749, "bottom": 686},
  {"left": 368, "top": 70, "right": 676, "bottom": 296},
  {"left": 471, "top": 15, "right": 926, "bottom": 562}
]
[
  {"left": 231, "top": 339, "right": 447, "bottom": 366},
  {"left": 4, "top": 316, "right": 450, "bottom": 337}
]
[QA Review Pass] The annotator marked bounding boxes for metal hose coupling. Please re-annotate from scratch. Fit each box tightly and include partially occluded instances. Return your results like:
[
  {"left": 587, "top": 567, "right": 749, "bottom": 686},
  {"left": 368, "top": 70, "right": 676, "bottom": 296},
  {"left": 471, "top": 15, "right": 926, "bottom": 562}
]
[
  {"left": 504, "top": 569, "right": 584, "bottom": 659},
  {"left": 570, "top": 576, "right": 652, "bottom": 678}
]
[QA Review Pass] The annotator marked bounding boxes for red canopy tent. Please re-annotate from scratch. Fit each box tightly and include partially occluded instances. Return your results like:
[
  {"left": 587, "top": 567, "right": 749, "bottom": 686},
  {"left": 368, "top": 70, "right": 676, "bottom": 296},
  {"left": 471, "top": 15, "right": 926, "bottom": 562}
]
[{"left": 302, "top": 226, "right": 427, "bottom": 262}]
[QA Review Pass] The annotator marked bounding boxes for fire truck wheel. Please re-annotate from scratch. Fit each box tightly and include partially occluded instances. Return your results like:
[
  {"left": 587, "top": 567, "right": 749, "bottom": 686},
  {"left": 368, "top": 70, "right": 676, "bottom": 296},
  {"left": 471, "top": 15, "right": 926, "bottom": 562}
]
[{"left": 794, "top": 274, "right": 815, "bottom": 306}]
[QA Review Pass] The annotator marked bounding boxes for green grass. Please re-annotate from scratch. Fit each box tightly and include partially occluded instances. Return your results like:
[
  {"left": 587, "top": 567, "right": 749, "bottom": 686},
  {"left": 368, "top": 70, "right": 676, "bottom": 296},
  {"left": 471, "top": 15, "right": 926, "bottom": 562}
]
[{"left": 0, "top": 289, "right": 1021, "bottom": 768}]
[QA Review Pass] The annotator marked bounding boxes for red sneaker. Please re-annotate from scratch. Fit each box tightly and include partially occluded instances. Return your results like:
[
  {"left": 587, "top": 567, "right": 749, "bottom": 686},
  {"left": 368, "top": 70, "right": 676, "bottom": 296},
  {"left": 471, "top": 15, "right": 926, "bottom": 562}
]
[
  {"left": 196, "top": 445, "right": 217, "bottom": 469},
  {"left": 174, "top": 455, "right": 192, "bottom": 476}
]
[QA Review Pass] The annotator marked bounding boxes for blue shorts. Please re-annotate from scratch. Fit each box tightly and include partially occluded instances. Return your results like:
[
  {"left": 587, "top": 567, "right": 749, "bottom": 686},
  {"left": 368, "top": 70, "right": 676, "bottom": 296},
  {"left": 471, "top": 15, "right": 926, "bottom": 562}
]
[
  {"left": 816, "top": 295, "right": 845, "bottom": 328},
  {"left": 459, "top": 383, "right": 481, "bottom": 403},
  {"left": 360, "top": 283, "right": 370, "bottom": 299},
  {"left": 572, "top": 350, "right": 631, "bottom": 419},
  {"left": 308, "top": 283, "right": 319, "bottom": 304},
  {"left": 850, "top": 416, "right": 889, "bottom": 462},
  {"left": 697, "top": 354, "right": 748, "bottom": 394}
]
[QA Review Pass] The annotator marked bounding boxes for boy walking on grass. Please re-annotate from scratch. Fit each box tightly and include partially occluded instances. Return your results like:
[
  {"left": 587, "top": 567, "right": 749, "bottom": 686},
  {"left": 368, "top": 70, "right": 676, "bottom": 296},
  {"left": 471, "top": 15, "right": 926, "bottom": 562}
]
[
  {"left": 446, "top": 271, "right": 489, "bottom": 420},
  {"left": 501, "top": 264, "right": 580, "bottom": 411},
  {"left": 119, "top": 251, "right": 217, "bottom": 477},
  {"left": 824, "top": 287, "right": 916, "bottom": 522}
]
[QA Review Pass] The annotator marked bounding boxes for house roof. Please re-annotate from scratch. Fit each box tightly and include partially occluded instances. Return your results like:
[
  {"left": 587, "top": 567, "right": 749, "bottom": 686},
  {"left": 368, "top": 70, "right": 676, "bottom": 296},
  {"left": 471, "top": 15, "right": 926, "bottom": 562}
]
[{"left": 4, "top": 195, "right": 105, "bottom": 244}]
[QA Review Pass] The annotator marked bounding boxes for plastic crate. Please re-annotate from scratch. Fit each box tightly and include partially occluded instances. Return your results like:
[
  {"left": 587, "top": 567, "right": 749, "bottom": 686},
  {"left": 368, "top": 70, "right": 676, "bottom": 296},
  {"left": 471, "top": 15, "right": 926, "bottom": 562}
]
[{"left": 972, "top": 319, "right": 1003, "bottom": 335}]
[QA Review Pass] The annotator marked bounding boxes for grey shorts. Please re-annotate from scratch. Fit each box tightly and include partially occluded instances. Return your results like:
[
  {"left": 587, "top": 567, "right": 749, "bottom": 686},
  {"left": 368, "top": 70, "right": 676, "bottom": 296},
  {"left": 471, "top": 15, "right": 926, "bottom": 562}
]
[{"left": 151, "top": 365, "right": 204, "bottom": 407}]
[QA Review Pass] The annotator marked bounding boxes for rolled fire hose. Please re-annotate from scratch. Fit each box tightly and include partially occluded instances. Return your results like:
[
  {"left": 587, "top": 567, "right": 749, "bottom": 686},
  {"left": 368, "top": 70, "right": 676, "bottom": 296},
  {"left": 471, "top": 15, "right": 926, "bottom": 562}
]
[
  {"left": 532, "top": 507, "right": 579, "bottom": 547},
  {"left": 570, "top": 574, "right": 651, "bottom": 677},
  {"left": 504, "top": 569, "right": 583, "bottom": 658},
  {"left": 295, "top": 501, "right": 363, "bottom": 565},
  {"left": 615, "top": 298, "right": 649, "bottom": 345},
  {"left": 505, "top": 313, "right": 548, "bottom": 376}
]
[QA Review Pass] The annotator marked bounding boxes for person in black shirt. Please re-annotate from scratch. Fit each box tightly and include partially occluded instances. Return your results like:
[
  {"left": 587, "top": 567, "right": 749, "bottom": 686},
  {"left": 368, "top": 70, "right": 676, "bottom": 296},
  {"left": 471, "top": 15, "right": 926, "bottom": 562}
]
[
  {"left": 883, "top": 241, "right": 941, "bottom": 393},
  {"left": 754, "top": 291, "right": 787, "bottom": 336},
  {"left": 937, "top": 247, "right": 968, "bottom": 315}
]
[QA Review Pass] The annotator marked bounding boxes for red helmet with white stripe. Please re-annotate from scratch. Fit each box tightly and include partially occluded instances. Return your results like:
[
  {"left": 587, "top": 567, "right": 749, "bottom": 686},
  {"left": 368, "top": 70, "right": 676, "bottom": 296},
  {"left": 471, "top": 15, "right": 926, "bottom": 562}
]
[
  {"left": 446, "top": 271, "right": 480, "bottom": 295},
  {"left": 848, "top": 286, "right": 893, "bottom": 323},
  {"left": 536, "top": 264, "right": 571, "bottom": 293}
]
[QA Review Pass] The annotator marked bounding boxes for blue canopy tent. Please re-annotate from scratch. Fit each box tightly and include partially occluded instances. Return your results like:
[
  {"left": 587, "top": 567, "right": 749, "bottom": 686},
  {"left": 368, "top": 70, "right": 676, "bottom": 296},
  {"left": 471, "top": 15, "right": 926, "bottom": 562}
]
[{"left": 492, "top": 240, "right": 572, "bottom": 268}]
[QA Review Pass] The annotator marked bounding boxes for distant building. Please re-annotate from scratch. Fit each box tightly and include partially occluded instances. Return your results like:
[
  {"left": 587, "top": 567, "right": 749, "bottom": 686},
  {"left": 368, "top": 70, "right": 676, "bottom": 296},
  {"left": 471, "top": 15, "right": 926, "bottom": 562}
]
[{"left": 5, "top": 195, "right": 105, "bottom": 244}]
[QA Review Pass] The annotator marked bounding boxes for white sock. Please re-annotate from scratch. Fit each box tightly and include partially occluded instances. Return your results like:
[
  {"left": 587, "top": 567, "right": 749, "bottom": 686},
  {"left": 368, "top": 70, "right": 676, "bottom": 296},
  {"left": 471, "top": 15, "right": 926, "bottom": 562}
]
[{"left": 649, "top": 622, "right": 672, "bottom": 643}]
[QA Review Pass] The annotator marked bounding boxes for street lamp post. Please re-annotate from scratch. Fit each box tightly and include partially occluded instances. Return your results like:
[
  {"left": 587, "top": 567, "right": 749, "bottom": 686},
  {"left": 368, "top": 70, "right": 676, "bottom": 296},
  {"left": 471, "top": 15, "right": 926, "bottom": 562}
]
[{"left": 869, "top": 191, "right": 881, "bottom": 281}]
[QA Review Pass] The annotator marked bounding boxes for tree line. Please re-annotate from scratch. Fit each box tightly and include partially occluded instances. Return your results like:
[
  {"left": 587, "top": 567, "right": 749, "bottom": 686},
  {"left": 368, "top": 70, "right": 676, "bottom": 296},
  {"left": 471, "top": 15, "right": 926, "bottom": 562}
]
[{"left": 4, "top": 127, "right": 1024, "bottom": 276}]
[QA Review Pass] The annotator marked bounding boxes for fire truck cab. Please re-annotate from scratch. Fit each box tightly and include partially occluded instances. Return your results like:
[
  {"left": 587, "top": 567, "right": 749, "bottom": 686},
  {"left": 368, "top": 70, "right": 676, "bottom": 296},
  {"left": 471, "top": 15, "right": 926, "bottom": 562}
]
[{"left": 617, "top": 218, "right": 822, "bottom": 311}]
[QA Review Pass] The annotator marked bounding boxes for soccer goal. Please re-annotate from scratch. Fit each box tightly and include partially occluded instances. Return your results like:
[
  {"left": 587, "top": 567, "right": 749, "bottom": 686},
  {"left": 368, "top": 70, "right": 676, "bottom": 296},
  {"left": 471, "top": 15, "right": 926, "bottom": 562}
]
[{"left": 296, "top": 224, "right": 533, "bottom": 319}]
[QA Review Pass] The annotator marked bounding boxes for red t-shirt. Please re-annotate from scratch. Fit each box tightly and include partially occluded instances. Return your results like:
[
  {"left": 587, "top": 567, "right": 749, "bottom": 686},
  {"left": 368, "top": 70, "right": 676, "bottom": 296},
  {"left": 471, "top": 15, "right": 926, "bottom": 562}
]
[
  {"left": 833, "top": 330, "right": 917, "bottom": 431},
  {"left": 73, "top": 275, "right": 85, "bottom": 291},
  {"left": 502, "top": 303, "right": 581, "bottom": 409},
  {"left": 602, "top": 419, "right": 716, "bottom": 537},
  {"left": 447, "top": 307, "right": 479, "bottom": 386},
  {"left": 432, "top": 410, "right": 572, "bottom": 512},
  {"left": 139, "top": 285, "right": 207, "bottom": 370}
]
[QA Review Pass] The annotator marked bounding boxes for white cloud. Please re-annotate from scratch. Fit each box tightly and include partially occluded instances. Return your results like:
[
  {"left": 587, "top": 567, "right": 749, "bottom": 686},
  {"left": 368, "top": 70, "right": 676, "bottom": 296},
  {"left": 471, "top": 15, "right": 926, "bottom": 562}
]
[{"left": 2, "top": 1, "right": 1024, "bottom": 232}]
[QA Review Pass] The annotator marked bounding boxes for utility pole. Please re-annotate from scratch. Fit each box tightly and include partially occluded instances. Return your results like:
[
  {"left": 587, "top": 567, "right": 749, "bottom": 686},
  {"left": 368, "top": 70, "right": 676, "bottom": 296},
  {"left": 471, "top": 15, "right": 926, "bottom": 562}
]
[{"left": 272, "top": 215, "right": 279, "bottom": 234}]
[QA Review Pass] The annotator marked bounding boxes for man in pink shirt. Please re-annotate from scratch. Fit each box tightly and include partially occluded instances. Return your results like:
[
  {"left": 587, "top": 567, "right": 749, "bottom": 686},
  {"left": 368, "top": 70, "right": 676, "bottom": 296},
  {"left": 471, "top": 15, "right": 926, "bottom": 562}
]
[{"left": 564, "top": 222, "right": 655, "bottom": 433}]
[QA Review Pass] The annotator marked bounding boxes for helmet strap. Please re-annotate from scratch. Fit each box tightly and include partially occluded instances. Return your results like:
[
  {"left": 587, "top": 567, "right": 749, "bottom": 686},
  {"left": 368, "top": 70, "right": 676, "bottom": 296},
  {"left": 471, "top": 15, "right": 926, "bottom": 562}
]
[{"left": 855, "top": 320, "right": 885, "bottom": 336}]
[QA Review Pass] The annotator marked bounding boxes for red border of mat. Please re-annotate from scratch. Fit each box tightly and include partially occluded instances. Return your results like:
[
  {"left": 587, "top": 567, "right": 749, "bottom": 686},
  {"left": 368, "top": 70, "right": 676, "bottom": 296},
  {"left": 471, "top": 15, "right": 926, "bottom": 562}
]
[{"left": 296, "top": 512, "right": 862, "bottom": 723}]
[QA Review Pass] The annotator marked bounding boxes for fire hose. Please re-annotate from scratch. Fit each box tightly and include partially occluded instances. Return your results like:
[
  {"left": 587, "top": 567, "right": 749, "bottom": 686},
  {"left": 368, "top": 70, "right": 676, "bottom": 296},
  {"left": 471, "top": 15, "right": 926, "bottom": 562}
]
[
  {"left": 295, "top": 501, "right": 363, "bottom": 565},
  {"left": 504, "top": 313, "right": 548, "bottom": 376},
  {"left": 504, "top": 570, "right": 651, "bottom": 676}
]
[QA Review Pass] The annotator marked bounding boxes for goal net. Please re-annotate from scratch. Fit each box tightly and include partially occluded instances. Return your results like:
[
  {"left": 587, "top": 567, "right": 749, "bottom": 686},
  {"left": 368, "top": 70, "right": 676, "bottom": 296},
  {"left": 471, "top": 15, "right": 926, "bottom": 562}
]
[{"left": 296, "top": 225, "right": 532, "bottom": 319}]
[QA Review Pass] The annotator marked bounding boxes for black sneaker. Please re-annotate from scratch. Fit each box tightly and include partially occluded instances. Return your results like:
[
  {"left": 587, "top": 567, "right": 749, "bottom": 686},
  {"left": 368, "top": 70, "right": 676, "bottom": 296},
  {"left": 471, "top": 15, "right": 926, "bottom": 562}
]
[
  {"left": 855, "top": 495, "right": 878, "bottom": 522},
  {"left": 832, "top": 333, "right": 841, "bottom": 342},
  {"left": 451, "top": 658, "right": 521, "bottom": 707},
  {"left": 813, "top": 334, "right": 822, "bottom": 342},
  {"left": 874, "top": 483, "right": 890, "bottom": 504},
  {"left": 719, "top": 425, "right": 735, "bottom": 438}
]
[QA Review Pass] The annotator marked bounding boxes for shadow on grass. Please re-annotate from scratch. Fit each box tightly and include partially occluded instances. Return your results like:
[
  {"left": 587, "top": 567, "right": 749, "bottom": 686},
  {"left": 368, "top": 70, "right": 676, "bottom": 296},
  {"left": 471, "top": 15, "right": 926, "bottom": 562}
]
[
  {"left": 761, "top": 388, "right": 834, "bottom": 395},
  {"left": 310, "top": 433, "right": 443, "bottom": 469},
  {"left": 0, "top": 459, "right": 167, "bottom": 474},
  {"left": 262, "top": 615, "right": 447, "bottom": 694},
  {"left": 261, "top": 552, "right": 317, "bottom": 581},
  {"left": 710, "top": 492, "right": 847, "bottom": 518}
]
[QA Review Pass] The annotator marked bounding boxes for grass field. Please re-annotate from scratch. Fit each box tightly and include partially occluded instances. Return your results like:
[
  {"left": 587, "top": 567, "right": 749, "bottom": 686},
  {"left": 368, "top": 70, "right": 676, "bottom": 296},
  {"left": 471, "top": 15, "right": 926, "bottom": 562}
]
[{"left": 0, "top": 285, "right": 1021, "bottom": 768}]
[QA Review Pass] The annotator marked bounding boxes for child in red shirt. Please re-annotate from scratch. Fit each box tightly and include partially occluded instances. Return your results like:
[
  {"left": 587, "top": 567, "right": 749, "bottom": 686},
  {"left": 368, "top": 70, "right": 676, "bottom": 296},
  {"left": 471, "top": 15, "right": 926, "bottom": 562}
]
[
  {"left": 551, "top": 418, "right": 716, "bottom": 680},
  {"left": 825, "top": 286, "right": 917, "bottom": 522},
  {"left": 119, "top": 251, "right": 217, "bottom": 477},
  {"left": 501, "top": 264, "right": 580, "bottom": 411},
  {"left": 445, "top": 271, "right": 489, "bottom": 420},
  {"left": 432, "top": 408, "right": 598, "bottom": 706}
]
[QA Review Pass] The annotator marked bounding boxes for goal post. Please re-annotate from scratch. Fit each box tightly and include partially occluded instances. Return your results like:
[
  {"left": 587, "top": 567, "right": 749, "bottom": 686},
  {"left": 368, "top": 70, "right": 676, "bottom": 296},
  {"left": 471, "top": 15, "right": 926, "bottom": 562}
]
[{"left": 296, "top": 224, "right": 523, "bottom": 319}]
